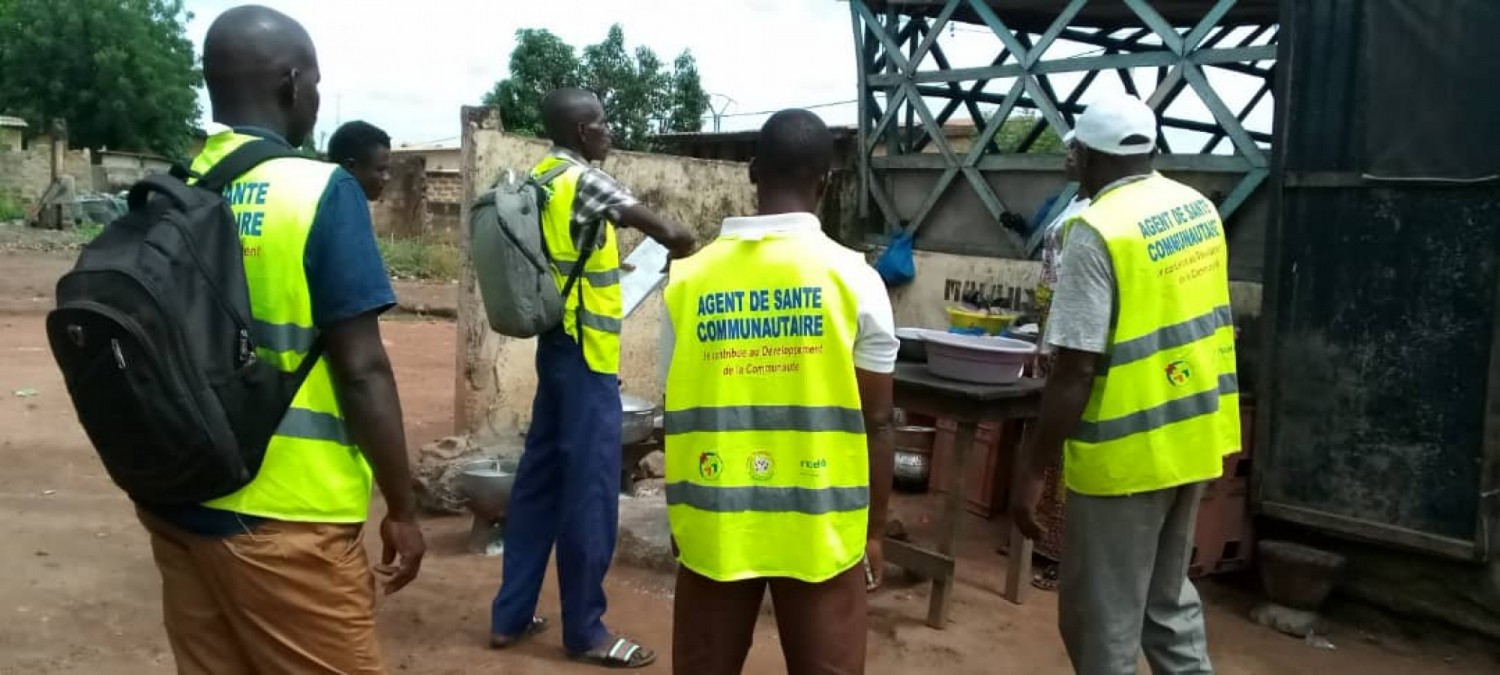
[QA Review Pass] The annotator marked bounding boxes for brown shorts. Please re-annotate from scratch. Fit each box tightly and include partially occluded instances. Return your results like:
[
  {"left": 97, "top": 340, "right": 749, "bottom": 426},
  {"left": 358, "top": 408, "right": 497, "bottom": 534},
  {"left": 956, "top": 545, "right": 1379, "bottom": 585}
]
[
  {"left": 137, "top": 509, "right": 384, "bottom": 675},
  {"left": 673, "top": 564, "right": 867, "bottom": 675}
]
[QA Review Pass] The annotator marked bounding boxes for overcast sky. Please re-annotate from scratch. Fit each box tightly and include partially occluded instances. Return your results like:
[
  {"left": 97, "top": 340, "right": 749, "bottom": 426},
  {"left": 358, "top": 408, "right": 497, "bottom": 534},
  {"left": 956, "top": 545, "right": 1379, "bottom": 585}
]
[
  {"left": 183, "top": 0, "right": 1271, "bottom": 152},
  {"left": 185, "top": 0, "right": 868, "bottom": 148}
]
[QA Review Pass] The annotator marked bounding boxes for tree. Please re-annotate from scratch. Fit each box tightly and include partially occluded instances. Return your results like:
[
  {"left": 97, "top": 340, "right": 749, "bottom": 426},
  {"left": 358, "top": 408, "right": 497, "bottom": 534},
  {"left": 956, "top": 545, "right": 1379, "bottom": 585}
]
[
  {"left": 482, "top": 29, "right": 581, "bottom": 138},
  {"left": 0, "top": 0, "right": 201, "bottom": 157},
  {"left": 993, "top": 110, "right": 1067, "bottom": 154},
  {"left": 665, "top": 52, "right": 711, "bottom": 135},
  {"left": 484, "top": 24, "right": 708, "bottom": 151}
]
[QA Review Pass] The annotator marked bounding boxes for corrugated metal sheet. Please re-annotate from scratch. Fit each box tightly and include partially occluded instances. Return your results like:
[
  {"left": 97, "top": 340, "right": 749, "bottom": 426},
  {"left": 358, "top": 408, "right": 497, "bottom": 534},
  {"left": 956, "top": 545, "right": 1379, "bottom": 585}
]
[{"left": 1257, "top": 0, "right": 1500, "bottom": 560}]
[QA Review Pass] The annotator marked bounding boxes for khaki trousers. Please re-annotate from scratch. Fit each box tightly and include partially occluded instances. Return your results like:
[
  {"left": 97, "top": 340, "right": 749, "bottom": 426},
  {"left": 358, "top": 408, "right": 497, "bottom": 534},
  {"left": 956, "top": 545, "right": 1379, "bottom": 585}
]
[
  {"left": 137, "top": 509, "right": 385, "bottom": 674},
  {"left": 673, "top": 564, "right": 868, "bottom": 675}
]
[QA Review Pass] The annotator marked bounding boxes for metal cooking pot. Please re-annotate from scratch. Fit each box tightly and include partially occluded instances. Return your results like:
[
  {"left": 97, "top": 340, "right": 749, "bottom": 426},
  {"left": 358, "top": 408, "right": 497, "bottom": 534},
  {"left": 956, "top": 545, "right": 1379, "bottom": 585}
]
[
  {"left": 622, "top": 392, "right": 658, "bottom": 446},
  {"left": 458, "top": 457, "right": 520, "bottom": 521},
  {"left": 894, "top": 425, "right": 936, "bottom": 453},
  {"left": 893, "top": 449, "right": 931, "bottom": 491}
]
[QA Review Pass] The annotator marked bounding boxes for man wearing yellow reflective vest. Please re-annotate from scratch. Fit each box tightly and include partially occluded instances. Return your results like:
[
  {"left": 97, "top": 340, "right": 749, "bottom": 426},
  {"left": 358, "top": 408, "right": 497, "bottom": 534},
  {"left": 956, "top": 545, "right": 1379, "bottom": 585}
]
[
  {"left": 133, "top": 7, "right": 423, "bottom": 673},
  {"left": 1012, "top": 94, "right": 1240, "bottom": 675},
  {"left": 489, "top": 88, "right": 694, "bottom": 669},
  {"left": 661, "top": 110, "right": 898, "bottom": 675}
]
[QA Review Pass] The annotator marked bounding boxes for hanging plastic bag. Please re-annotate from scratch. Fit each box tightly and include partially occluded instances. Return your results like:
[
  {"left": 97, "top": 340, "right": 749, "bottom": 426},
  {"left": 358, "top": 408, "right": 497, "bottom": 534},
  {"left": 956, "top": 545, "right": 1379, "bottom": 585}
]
[{"left": 873, "top": 230, "right": 916, "bottom": 288}]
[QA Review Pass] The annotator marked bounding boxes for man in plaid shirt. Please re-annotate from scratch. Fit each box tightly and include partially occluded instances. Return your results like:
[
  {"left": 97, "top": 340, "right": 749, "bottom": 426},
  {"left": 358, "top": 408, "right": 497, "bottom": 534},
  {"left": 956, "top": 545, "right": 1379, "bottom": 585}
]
[{"left": 489, "top": 88, "right": 694, "bottom": 670}]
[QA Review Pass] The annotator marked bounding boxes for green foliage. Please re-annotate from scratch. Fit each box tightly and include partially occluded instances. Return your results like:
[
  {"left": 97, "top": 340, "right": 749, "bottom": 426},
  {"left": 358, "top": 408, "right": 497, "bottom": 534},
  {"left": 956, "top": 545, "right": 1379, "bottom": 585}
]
[
  {"left": 0, "top": 0, "right": 201, "bottom": 157},
  {"left": 378, "top": 237, "right": 460, "bottom": 281},
  {"left": 483, "top": 29, "right": 581, "bottom": 138},
  {"left": 73, "top": 220, "right": 103, "bottom": 241},
  {"left": 665, "top": 51, "right": 711, "bottom": 135},
  {"left": 0, "top": 191, "right": 24, "bottom": 221},
  {"left": 483, "top": 25, "right": 708, "bottom": 151},
  {"left": 993, "top": 110, "right": 1067, "bottom": 154}
]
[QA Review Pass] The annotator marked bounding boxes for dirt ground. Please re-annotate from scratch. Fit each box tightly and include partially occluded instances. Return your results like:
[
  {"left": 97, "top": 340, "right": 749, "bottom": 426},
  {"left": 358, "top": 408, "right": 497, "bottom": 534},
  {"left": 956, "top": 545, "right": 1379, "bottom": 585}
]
[{"left": 1, "top": 247, "right": 1496, "bottom": 674}]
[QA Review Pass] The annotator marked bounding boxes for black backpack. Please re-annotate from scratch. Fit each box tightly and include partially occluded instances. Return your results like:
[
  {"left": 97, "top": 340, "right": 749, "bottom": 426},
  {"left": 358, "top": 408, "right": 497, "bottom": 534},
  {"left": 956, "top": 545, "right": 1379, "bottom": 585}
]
[{"left": 46, "top": 141, "right": 322, "bottom": 506}]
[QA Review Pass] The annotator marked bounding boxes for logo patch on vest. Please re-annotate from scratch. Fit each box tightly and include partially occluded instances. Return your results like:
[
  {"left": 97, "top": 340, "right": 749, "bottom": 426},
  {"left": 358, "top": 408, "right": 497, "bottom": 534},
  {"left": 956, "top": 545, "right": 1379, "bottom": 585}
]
[
  {"left": 698, "top": 452, "right": 724, "bottom": 481},
  {"left": 1165, "top": 360, "right": 1193, "bottom": 387},
  {"left": 747, "top": 451, "right": 775, "bottom": 481}
]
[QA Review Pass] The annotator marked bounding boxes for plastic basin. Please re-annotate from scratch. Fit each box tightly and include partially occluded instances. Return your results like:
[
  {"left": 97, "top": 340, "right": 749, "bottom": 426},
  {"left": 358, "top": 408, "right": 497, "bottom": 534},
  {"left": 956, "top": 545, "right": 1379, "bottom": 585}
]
[
  {"left": 946, "top": 306, "right": 1016, "bottom": 335},
  {"left": 896, "top": 327, "right": 928, "bottom": 362},
  {"left": 922, "top": 331, "right": 1036, "bottom": 384}
]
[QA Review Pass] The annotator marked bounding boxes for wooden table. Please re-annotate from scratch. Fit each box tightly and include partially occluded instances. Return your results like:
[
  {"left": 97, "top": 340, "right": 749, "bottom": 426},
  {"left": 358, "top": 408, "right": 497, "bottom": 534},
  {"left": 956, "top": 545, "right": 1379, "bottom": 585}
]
[{"left": 886, "top": 363, "right": 1044, "bottom": 628}]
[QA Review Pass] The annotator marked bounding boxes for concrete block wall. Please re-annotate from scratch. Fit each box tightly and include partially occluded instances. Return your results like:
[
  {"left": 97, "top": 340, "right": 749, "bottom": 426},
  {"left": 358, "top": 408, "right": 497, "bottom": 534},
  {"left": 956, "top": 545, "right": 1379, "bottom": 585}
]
[
  {"left": 0, "top": 134, "right": 93, "bottom": 205},
  {"left": 426, "top": 171, "right": 463, "bottom": 204}
]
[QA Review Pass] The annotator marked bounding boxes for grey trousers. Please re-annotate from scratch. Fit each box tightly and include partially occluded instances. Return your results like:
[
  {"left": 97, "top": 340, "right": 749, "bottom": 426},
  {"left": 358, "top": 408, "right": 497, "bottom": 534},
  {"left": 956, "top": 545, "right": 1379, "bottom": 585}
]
[{"left": 1058, "top": 483, "right": 1213, "bottom": 675}]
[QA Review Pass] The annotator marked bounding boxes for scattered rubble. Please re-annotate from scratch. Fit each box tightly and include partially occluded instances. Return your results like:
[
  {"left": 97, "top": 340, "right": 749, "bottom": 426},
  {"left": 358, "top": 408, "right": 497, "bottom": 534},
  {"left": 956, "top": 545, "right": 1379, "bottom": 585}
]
[{"left": 635, "top": 450, "right": 666, "bottom": 480}]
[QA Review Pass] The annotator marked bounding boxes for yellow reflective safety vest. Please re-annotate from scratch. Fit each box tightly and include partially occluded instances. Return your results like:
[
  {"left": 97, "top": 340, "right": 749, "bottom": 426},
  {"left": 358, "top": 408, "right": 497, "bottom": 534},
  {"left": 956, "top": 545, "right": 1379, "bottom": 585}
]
[
  {"left": 189, "top": 131, "right": 373, "bottom": 522},
  {"left": 1064, "top": 173, "right": 1241, "bottom": 496},
  {"left": 663, "top": 231, "right": 869, "bottom": 583},
  {"left": 534, "top": 155, "right": 623, "bottom": 375}
]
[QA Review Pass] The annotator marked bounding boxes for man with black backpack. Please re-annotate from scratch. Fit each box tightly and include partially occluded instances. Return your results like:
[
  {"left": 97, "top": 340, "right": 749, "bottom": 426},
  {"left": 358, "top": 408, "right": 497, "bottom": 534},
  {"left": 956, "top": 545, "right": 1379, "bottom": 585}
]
[
  {"left": 487, "top": 88, "right": 694, "bottom": 669},
  {"left": 50, "top": 7, "right": 422, "bottom": 673}
]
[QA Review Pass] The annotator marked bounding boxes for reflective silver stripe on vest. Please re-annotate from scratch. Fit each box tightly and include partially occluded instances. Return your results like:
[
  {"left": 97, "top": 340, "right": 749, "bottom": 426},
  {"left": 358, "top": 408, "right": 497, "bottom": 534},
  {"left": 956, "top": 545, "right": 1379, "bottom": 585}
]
[
  {"left": 1104, "top": 305, "right": 1233, "bottom": 369},
  {"left": 1073, "top": 373, "right": 1239, "bottom": 444},
  {"left": 253, "top": 319, "right": 318, "bottom": 354},
  {"left": 665, "top": 405, "right": 866, "bottom": 435},
  {"left": 666, "top": 482, "right": 869, "bottom": 515},
  {"left": 553, "top": 259, "right": 621, "bottom": 288},
  {"left": 577, "top": 308, "right": 622, "bottom": 334},
  {"left": 276, "top": 408, "right": 352, "bottom": 446}
]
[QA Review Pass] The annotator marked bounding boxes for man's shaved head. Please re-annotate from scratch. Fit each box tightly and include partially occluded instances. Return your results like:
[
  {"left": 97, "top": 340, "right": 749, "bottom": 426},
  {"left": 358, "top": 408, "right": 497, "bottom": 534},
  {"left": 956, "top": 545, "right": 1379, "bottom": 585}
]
[
  {"left": 754, "top": 109, "right": 834, "bottom": 188},
  {"left": 542, "top": 88, "right": 612, "bottom": 162},
  {"left": 748, "top": 109, "right": 835, "bottom": 216},
  {"left": 202, "top": 5, "right": 321, "bottom": 147}
]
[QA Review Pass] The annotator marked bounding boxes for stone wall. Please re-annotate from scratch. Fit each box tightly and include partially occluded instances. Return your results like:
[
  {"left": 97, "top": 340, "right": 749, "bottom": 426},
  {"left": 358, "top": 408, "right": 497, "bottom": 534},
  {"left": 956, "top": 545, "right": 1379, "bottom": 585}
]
[
  {"left": 455, "top": 107, "right": 753, "bottom": 443},
  {"left": 370, "top": 154, "right": 429, "bottom": 240},
  {"left": 0, "top": 133, "right": 93, "bottom": 205},
  {"left": 369, "top": 161, "right": 465, "bottom": 246}
]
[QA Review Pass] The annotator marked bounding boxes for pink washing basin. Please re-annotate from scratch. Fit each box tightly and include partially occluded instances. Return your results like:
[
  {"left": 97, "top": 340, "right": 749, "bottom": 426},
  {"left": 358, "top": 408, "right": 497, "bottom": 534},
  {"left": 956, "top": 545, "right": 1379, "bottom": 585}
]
[{"left": 920, "top": 331, "right": 1037, "bottom": 385}]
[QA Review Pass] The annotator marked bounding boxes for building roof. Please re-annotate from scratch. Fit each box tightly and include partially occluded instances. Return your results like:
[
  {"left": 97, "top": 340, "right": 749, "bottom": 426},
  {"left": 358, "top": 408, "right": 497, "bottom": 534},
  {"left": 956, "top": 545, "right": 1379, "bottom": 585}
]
[
  {"left": 0, "top": 116, "right": 27, "bottom": 129},
  {"left": 855, "top": 0, "right": 1279, "bottom": 32},
  {"left": 653, "top": 126, "right": 860, "bottom": 144},
  {"left": 392, "top": 142, "right": 459, "bottom": 153},
  {"left": 652, "top": 126, "right": 861, "bottom": 164}
]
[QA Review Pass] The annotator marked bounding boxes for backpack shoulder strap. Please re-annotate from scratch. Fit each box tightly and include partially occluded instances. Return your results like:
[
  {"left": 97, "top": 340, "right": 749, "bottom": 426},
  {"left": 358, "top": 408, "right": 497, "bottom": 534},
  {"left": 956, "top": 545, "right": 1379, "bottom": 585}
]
[
  {"left": 531, "top": 162, "right": 596, "bottom": 298},
  {"left": 531, "top": 163, "right": 572, "bottom": 189},
  {"left": 196, "top": 140, "right": 304, "bottom": 193},
  {"left": 560, "top": 217, "right": 606, "bottom": 300}
]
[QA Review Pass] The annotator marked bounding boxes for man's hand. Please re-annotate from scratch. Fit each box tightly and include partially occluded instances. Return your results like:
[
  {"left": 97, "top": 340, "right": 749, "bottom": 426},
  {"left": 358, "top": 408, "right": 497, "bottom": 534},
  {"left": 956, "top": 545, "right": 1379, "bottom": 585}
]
[
  {"left": 1009, "top": 471, "right": 1048, "bottom": 541},
  {"left": 864, "top": 538, "right": 885, "bottom": 592},
  {"left": 375, "top": 515, "right": 426, "bottom": 595},
  {"left": 616, "top": 204, "right": 695, "bottom": 260}
]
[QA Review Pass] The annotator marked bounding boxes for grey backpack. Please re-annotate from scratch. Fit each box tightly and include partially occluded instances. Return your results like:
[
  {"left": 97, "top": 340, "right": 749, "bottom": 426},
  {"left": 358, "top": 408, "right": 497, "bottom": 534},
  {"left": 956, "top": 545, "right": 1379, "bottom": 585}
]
[{"left": 469, "top": 165, "right": 602, "bottom": 338}]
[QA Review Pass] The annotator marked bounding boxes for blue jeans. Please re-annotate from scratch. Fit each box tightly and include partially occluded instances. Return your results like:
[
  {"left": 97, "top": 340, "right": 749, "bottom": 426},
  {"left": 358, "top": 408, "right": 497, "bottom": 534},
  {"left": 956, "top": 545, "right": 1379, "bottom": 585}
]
[{"left": 491, "top": 329, "right": 622, "bottom": 654}]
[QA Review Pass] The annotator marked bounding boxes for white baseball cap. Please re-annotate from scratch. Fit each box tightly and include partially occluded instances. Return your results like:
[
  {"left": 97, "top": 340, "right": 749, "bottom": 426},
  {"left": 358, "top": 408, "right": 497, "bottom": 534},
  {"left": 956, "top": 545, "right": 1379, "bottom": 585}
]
[{"left": 1070, "top": 93, "right": 1158, "bottom": 156}]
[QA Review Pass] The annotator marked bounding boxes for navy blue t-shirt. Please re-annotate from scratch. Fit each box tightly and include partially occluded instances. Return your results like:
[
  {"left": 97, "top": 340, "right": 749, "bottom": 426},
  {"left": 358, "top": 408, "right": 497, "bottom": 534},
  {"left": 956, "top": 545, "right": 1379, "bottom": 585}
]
[{"left": 143, "top": 128, "right": 395, "bottom": 536}]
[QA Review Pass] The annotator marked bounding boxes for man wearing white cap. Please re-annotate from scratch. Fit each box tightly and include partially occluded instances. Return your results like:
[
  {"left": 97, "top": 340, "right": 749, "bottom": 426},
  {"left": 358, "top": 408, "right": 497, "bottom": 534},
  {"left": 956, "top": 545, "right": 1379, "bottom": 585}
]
[{"left": 1010, "top": 93, "right": 1241, "bottom": 674}]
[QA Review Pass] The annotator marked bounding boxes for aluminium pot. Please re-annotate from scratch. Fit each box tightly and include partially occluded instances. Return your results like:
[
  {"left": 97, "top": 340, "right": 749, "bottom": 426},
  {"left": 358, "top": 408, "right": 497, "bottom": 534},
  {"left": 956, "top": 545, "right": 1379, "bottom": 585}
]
[
  {"left": 622, "top": 392, "right": 658, "bottom": 446},
  {"left": 893, "top": 448, "right": 931, "bottom": 491}
]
